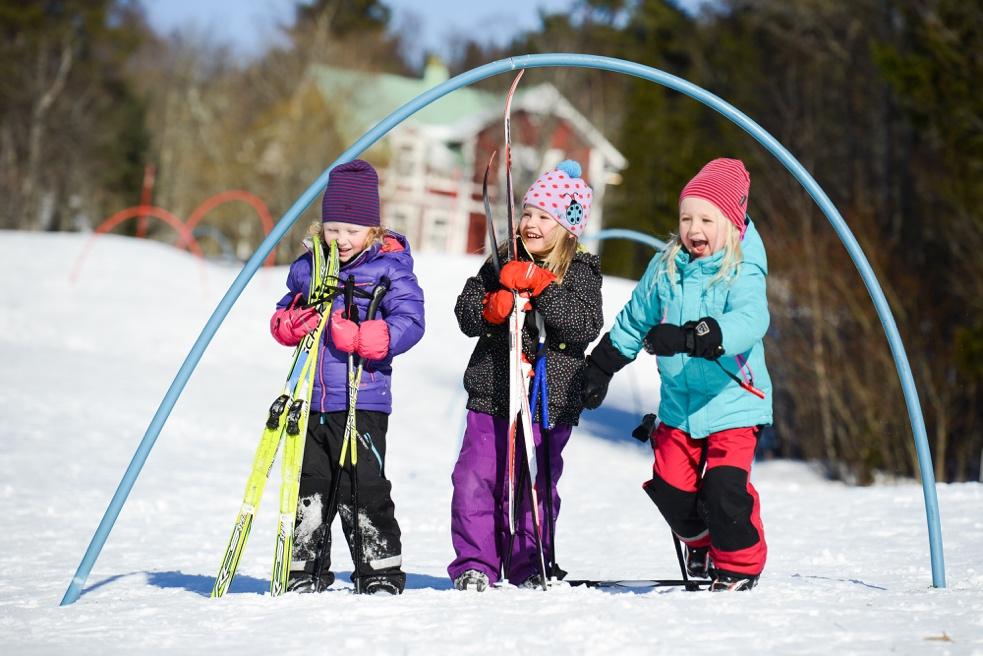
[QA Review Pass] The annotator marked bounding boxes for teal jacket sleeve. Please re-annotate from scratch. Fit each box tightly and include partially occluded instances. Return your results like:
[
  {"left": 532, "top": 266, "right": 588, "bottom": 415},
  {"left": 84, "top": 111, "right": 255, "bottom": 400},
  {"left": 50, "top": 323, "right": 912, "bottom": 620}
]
[
  {"left": 609, "top": 256, "right": 663, "bottom": 360},
  {"left": 718, "top": 261, "right": 769, "bottom": 355}
]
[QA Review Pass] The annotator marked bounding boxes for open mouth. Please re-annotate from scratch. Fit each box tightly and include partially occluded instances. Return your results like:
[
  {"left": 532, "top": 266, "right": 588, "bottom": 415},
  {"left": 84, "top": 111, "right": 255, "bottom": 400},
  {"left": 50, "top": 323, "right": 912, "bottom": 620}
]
[{"left": 688, "top": 238, "right": 709, "bottom": 256}]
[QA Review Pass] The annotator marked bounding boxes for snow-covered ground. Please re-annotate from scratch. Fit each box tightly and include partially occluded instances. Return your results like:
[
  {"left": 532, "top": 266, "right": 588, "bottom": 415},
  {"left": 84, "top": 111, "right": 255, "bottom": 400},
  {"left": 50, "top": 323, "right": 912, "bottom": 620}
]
[{"left": 1, "top": 231, "right": 980, "bottom": 655}]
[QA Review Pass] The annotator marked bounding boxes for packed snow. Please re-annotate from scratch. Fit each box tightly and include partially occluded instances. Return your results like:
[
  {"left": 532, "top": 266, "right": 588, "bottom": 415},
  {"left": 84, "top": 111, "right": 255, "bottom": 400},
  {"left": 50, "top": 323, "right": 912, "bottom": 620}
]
[{"left": 1, "top": 231, "right": 980, "bottom": 655}]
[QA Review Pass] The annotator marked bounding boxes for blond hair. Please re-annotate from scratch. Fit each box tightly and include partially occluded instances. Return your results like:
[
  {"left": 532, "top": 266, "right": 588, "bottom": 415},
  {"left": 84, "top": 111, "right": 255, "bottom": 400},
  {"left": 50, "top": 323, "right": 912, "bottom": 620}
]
[
  {"left": 309, "top": 222, "right": 386, "bottom": 249},
  {"left": 492, "top": 227, "right": 579, "bottom": 282},
  {"left": 660, "top": 219, "right": 743, "bottom": 286}
]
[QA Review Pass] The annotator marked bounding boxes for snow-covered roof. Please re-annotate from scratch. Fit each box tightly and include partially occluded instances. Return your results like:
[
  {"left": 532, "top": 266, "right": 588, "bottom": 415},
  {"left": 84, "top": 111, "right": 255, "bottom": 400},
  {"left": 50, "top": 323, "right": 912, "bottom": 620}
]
[{"left": 307, "top": 61, "right": 625, "bottom": 169}]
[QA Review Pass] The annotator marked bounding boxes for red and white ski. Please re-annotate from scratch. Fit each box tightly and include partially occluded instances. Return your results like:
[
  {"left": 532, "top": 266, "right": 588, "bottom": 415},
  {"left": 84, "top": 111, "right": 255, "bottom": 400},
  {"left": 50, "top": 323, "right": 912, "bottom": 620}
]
[{"left": 502, "top": 69, "right": 549, "bottom": 589}]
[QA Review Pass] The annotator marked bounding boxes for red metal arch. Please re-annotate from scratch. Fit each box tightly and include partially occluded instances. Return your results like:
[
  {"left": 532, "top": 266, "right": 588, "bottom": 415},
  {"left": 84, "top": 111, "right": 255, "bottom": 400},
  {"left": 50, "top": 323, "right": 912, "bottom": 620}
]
[{"left": 70, "top": 205, "right": 205, "bottom": 282}]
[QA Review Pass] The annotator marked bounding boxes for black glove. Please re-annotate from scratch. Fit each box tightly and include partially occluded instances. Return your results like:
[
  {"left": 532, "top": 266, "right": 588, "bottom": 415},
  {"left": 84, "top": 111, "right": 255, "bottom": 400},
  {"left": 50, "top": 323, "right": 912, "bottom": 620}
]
[
  {"left": 643, "top": 324, "right": 688, "bottom": 356},
  {"left": 631, "top": 413, "right": 657, "bottom": 443},
  {"left": 643, "top": 317, "right": 724, "bottom": 360},
  {"left": 683, "top": 317, "right": 724, "bottom": 360},
  {"left": 581, "top": 333, "right": 633, "bottom": 410}
]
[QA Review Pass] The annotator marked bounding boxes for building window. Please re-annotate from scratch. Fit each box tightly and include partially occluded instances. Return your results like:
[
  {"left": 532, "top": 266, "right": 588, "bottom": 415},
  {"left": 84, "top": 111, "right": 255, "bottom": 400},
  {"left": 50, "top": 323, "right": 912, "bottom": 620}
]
[
  {"left": 386, "top": 205, "right": 417, "bottom": 241},
  {"left": 423, "top": 210, "right": 450, "bottom": 252},
  {"left": 394, "top": 142, "right": 417, "bottom": 178}
]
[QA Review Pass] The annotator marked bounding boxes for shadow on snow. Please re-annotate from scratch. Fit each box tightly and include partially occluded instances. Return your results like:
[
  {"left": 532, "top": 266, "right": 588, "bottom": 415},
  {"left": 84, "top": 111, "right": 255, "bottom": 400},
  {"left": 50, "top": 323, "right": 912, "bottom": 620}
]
[{"left": 578, "top": 403, "right": 651, "bottom": 447}]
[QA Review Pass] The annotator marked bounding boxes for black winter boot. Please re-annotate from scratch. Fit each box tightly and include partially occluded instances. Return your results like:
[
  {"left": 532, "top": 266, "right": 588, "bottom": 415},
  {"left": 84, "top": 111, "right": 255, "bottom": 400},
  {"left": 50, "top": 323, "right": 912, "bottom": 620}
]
[
  {"left": 709, "top": 568, "right": 758, "bottom": 592},
  {"left": 287, "top": 569, "right": 335, "bottom": 593},
  {"left": 362, "top": 575, "right": 404, "bottom": 595},
  {"left": 453, "top": 569, "right": 489, "bottom": 592},
  {"left": 686, "top": 546, "right": 710, "bottom": 579}
]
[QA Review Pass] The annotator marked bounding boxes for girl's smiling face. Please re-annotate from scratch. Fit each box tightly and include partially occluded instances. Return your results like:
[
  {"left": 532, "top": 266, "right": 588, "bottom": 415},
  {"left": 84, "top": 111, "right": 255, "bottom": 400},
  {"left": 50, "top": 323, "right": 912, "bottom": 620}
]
[
  {"left": 679, "top": 196, "right": 728, "bottom": 259},
  {"left": 322, "top": 221, "right": 374, "bottom": 262},
  {"left": 518, "top": 205, "right": 564, "bottom": 257}
]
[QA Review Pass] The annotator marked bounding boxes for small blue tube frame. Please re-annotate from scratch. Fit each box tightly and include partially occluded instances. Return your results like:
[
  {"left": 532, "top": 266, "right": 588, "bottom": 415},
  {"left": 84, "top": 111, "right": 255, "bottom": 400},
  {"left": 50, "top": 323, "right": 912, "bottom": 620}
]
[
  {"left": 60, "top": 53, "right": 944, "bottom": 605},
  {"left": 581, "top": 228, "right": 668, "bottom": 252}
]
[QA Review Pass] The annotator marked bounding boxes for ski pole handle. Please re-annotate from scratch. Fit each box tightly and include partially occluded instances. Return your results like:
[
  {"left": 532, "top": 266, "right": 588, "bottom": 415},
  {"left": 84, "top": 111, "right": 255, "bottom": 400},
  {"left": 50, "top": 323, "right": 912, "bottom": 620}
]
[
  {"left": 343, "top": 274, "right": 358, "bottom": 323},
  {"left": 714, "top": 359, "right": 766, "bottom": 399},
  {"left": 366, "top": 276, "right": 391, "bottom": 320}
]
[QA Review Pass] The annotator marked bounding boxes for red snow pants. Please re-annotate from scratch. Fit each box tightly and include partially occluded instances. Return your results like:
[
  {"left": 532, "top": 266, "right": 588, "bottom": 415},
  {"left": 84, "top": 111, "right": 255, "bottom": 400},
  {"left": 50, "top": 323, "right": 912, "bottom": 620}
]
[{"left": 643, "top": 423, "right": 767, "bottom": 576}]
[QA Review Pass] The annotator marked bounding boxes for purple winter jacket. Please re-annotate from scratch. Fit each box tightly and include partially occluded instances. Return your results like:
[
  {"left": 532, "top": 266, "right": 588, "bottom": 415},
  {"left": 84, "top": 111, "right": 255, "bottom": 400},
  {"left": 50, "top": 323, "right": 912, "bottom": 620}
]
[{"left": 275, "top": 231, "right": 425, "bottom": 414}]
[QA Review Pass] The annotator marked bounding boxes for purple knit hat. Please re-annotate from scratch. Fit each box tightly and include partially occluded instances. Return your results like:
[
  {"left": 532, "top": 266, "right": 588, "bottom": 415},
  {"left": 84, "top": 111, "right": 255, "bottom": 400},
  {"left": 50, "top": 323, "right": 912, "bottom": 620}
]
[{"left": 322, "top": 159, "right": 380, "bottom": 226}]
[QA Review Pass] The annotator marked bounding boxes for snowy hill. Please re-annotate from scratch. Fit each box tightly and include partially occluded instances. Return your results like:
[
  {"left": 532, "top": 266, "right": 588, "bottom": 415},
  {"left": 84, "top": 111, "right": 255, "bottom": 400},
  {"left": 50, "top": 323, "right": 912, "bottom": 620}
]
[{"left": 1, "top": 231, "right": 980, "bottom": 654}]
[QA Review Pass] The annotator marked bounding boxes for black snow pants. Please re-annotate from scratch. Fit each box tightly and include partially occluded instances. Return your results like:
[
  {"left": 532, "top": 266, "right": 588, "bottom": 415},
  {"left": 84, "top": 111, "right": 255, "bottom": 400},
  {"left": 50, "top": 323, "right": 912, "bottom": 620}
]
[{"left": 290, "top": 409, "right": 404, "bottom": 591}]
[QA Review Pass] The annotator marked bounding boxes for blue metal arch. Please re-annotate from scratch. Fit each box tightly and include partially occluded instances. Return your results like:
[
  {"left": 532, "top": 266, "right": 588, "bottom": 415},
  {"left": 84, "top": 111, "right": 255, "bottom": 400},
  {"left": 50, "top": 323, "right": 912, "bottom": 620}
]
[
  {"left": 191, "top": 225, "right": 237, "bottom": 262},
  {"left": 60, "top": 53, "right": 944, "bottom": 605},
  {"left": 581, "top": 228, "right": 668, "bottom": 252}
]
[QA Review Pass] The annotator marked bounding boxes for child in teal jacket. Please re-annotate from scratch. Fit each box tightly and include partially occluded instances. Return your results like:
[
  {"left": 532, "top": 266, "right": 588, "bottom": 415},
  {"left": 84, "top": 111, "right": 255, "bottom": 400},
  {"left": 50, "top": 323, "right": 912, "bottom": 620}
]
[{"left": 582, "top": 158, "right": 771, "bottom": 591}]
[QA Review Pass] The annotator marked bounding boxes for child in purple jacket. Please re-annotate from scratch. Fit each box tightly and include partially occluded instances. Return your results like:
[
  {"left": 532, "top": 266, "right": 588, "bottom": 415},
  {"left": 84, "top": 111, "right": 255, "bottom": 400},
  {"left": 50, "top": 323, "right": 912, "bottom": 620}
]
[{"left": 270, "top": 159, "right": 425, "bottom": 595}]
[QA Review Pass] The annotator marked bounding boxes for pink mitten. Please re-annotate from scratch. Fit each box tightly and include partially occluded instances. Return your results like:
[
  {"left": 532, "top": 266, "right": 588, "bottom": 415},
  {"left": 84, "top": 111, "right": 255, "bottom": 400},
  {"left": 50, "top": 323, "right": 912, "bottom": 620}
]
[
  {"left": 270, "top": 295, "right": 321, "bottom": 347},
  {"left": 330, "top": 308, "right": 360, "bottom": 353},
  {"left": 357, "top": 319, "right": 390, "bottom": 360}
]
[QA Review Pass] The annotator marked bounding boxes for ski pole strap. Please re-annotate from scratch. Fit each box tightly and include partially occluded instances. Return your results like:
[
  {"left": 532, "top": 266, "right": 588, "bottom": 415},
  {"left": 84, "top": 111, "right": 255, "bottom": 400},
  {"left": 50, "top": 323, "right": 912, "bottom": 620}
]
[
  {"left": 531, "top": 352, "right": 550, "bottom": 428},
  {"left": 306, "top": 284, "right": 342, "bottom": 309},
  {"left": 530, "top": 311, "right": 550, "bottom": 427}
]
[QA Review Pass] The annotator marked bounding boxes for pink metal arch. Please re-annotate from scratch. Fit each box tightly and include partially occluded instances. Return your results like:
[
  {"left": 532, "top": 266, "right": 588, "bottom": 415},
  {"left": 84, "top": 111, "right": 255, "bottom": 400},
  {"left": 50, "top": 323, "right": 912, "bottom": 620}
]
[{"left": 184, "top": 190, "right": 277, "bottom": 267}]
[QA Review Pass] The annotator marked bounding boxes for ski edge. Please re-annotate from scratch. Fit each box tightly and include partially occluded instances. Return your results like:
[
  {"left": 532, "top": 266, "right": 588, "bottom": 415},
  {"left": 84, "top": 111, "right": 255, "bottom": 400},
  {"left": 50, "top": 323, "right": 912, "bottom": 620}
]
[{"left": 566, "top": 578, "right": 711, "bottom": 590}]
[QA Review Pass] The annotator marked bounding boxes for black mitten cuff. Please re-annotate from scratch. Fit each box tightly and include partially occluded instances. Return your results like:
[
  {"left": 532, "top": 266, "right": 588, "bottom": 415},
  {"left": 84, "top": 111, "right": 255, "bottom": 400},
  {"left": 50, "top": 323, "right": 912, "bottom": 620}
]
[{"left": 588, "top": 332, "right": 634, "bottom": 375}]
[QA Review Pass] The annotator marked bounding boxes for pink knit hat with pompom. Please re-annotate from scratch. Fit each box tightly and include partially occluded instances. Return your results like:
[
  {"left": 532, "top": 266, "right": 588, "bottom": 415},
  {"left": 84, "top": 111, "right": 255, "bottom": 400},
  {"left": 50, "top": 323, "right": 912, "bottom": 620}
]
[{"left": 521, "top": 160, "right": 593, "bottom": 237}]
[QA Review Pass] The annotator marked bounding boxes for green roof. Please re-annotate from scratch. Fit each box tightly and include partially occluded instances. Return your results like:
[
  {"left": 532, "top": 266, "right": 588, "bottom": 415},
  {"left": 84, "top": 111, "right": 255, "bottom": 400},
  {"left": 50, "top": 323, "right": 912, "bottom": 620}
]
[{"left": 309, "top": 63, "right": 498, "bottom": 136}]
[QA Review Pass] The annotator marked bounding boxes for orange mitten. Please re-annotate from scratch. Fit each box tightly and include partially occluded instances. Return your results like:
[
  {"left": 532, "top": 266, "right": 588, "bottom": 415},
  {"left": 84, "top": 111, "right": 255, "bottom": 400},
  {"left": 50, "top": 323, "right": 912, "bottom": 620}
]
[
  {"left": 481, "top": 289, "right": 515, "bottom": 325},
  {"left": 499, "top": 260, "right": 556, "bottom": 296}
]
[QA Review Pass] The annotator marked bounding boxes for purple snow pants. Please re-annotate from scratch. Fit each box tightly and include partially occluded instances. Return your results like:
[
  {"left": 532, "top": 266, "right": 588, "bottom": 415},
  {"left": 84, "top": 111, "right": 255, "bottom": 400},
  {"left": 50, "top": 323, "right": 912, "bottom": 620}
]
[{"left": 448, "top": 410, "right": 572, "bottom": 585}]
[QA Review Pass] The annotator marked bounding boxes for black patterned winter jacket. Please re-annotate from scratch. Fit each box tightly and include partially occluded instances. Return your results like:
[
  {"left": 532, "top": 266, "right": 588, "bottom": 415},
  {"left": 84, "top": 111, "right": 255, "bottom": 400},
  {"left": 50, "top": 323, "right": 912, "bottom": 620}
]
[{"left": 455, "top": 250, "right": 604, "bottom": 426}]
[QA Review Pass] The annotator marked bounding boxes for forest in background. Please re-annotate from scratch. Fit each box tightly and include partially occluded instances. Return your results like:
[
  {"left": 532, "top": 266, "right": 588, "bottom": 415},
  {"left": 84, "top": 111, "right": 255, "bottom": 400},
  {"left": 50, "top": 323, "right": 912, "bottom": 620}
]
[{"left": 1, "top": 0, "right": 979, "bottom": 483}]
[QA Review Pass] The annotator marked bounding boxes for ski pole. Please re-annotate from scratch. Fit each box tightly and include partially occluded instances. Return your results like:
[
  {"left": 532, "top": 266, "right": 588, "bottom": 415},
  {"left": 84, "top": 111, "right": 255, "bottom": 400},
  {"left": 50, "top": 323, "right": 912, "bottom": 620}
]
[
  {"left": 312, "top": 275, "right": 390, "bottom": 593},
  {"left": 503, "top": 440, "right": 525, "bottom": 582},
  {"left": 529, "top": 318, "right": 556, "bottom": 577},
  {"left": 344, "top": 274, "right": 364, "bottom": 594},
  {"left": 542, "top": 429, "right": 556, "bottom": 578},
  {"left": 672, "top": 533, "right": 689, "bottom": 582},
  {"left": 670, "top": 438, "right": 710, "bottom": 591},
  {"left": 503, "top": 426, "right": 548, "bottom": 589}
]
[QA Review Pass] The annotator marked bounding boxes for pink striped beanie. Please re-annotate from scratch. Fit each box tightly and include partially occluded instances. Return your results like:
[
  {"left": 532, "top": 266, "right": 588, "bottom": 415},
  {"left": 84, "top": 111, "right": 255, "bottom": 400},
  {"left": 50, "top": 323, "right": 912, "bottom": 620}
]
[{"left": 679, "top": 158, "right": 750, "bottom": 239}]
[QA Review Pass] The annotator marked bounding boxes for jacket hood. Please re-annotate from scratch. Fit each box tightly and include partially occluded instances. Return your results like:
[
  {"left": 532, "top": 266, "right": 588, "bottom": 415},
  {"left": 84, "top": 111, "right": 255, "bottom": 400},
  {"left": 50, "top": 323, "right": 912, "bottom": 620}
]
[{"left": 342, "top": 229, "right": 412, "bottom": 270}]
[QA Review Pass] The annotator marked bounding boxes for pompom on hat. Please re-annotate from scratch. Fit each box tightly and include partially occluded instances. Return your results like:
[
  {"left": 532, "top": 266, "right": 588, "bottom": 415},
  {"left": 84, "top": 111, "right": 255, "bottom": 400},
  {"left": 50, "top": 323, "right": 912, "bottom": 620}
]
[
  {"left": 679, "top": 158, "right": 751, "bottom": 239},
  {"left": 322, "top": 159, "right": 380, "bottom": 227},
  {"left": 521, "top": 159, "right": 593, "bottom": 237}
]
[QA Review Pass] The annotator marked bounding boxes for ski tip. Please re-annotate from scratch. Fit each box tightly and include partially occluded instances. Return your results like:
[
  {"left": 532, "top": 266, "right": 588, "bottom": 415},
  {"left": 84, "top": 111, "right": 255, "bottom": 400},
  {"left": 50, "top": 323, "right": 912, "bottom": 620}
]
[
  {"left": 556, "top": 160, "right": 582, "bottom": 179},
  {"left": 506, "top": 70, "right": 525, "bottom": 99}
]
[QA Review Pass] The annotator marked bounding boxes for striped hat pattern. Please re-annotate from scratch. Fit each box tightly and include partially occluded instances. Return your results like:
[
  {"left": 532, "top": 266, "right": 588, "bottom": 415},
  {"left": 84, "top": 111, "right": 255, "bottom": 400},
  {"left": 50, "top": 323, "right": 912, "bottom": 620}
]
[
  {"left": 521, "top": 159, "right": 593, "bottom": 237},
  {"left": 679, "top": 158, "right": 751, "bottom": 239},
  {"left": 322, "top": 159, "right": 380, "bottom": 227}
]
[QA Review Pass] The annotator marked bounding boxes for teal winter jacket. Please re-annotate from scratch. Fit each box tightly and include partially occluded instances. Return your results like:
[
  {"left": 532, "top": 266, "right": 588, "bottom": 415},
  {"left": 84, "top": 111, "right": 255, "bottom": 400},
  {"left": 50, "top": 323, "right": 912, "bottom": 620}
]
[{"left": 609, "top": 220, "right": 773, "bottom": 438}]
